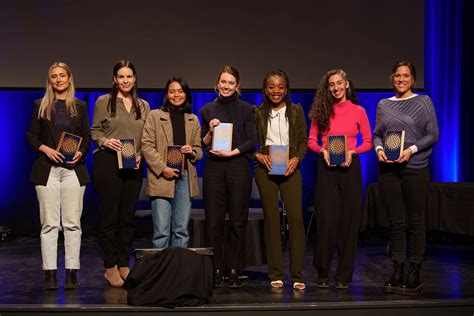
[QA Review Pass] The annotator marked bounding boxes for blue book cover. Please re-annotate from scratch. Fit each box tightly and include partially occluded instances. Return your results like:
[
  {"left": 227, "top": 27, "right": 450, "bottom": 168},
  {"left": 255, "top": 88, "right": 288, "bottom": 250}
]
[
  {"left": 269, "top": 145, "right": 288, "bottom": 175},
  {"left": 328, "top": 135, "right": 347, "bottom": 166},
  {"left": 166, "top": 145, "right": 184, "bottom": 176},
  {"left": 117, "top": 138, "right": 136, "bottom": 169},
  {"left": 212, "top": 123, "right": 233, "bottom": 151},
  {"left": 384, "top": 130, "right": 405, "bottom": 161},
  {"left": 56, "top": 132, "right": 82, "bottom": 163}
]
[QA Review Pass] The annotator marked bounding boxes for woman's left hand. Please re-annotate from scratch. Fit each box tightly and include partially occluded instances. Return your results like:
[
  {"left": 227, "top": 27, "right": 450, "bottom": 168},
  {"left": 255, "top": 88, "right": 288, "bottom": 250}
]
[
  {"left": 342, "top": 150, "right": 355, "bottom": 167},
  {"left": 395, "top": 148, "right": 412, "bottom": 163},
  {"left": 66, "top": 151, "right": 83, "bottom": 166},
  {"left": 135, "top": 155, "right": 142, "bottom": 169},
  {"left": 181, "top": 145, "right": 195, "bottom": 158},
  {"left": 284, "top": 157, "right": 299, "bottom": 176},
  {"left": 210, "top": 149, "right": 234, "bottom": 157}
]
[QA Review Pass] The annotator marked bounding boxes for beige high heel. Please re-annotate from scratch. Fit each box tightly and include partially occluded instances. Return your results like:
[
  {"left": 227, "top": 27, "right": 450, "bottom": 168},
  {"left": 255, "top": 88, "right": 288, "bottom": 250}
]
[
  {"left": 104, "top": 266, "right": 124, "bottom": 287},
  {"left": 119, "top": 267, "right": 130, "bottom": 280}
]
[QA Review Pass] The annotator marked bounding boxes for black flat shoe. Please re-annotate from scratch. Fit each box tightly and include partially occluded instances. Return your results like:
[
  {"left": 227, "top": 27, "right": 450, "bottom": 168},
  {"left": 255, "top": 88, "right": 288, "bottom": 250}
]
[
  {"left": 214, "top": 269, "right": 224, "bottom": 288},
  {"left": 228, "top": 269, "right": 242, "bottom": 289},
  {"left": 383, "top": 261, "right": 404, "bottom": 294},
  {"left": 335, "top": 282, "right": 349, "bottom": 289},
  {"left": 64, "top": 269, "right": 78, "bottom": 289},
  {"left": 43, "top": 270, "right": 58, "bottom": 290},
  {"left": 316, "top": 277, "right": 329, "bottom": 288}
]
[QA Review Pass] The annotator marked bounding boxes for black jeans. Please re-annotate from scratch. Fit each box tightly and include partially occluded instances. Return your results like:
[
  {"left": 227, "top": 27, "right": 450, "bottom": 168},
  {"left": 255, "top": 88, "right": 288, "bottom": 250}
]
[
  {"left": 93, "top": 150, "right": 143, "bottom": 269},
  {"left": 203, "top": 156, "right": 252, "bottom": 270},
  {"left": 378, "top": 164, "right": 430, "bottom": 264}
]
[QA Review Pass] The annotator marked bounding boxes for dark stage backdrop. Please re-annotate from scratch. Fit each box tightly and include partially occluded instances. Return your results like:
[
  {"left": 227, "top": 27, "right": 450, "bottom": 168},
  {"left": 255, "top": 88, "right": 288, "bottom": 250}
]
[
  {"left": 1, "top": 0, "right": 470, "bottom": 235},
  {"left": 0, "top": 0, "right": 424, "bottom": 89}
]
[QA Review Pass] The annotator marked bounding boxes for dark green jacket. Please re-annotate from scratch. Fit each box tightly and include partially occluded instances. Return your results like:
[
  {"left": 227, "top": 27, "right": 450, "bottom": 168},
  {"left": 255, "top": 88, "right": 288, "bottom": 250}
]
[{"left": 253, "top": 103, "right": 308, "bottom": 162}]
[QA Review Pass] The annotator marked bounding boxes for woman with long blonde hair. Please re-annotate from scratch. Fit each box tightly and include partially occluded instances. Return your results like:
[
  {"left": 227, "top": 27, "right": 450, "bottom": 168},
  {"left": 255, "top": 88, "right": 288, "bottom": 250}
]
[{"left": 27, "top": 62, "right": 90, "bottom": 290}]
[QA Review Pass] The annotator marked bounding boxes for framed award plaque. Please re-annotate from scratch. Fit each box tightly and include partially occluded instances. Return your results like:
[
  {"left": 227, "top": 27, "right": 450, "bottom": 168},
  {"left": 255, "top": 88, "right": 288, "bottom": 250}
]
[
  {"left": 117, "top": 138, "right": 137, "bottom": 169},
  {"left": 268, "top": 145, "right": 289, "bottom": 175},
  {"left": 212, "top": 123, "right": 233, "bottom": 152},
  {"left": 166, "top": 145, "right": 184, "bottom": 177},
  {"left": 384, "top": 130, "right": 405, "bottom": 161},
  {"left": 56, "top": 132, "right": 82, "bottom": 163},
  {"left": 328, "top": 135, "right": 347, "bottom": 166}
]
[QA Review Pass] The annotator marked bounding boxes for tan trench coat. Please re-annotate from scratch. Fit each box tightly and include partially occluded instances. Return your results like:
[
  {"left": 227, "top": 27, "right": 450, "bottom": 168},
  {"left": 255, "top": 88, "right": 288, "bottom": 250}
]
[{"left": 141, "top": 109, "right": 202, "bottom": 198}]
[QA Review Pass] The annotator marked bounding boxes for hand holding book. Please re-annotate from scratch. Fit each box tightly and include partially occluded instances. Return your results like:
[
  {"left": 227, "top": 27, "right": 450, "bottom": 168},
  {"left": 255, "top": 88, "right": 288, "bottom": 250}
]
[
  {"left": 256, "top": 152, "right": 272, "bottom": 170},
  {"left": 284, "top": 157, "right": 299, "bottom": 176}
]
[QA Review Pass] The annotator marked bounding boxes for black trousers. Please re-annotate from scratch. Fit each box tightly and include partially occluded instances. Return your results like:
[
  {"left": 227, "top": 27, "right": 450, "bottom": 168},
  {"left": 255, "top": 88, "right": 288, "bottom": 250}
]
[
  {"left": 378, "top": 164, "right": 430, "bottom": 264},
  {"left": 313, "top": 156, "right": 362, "bottom": 283},
  {"left": 93, "top": 150, "right": 143, "bottom": 269},
  {"left": 203, "top": 156, "right": 252, "bottom": 270}
]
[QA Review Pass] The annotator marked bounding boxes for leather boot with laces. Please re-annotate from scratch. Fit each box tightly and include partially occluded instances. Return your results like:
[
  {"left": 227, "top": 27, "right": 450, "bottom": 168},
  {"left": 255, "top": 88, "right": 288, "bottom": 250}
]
[
  {"left": 399, "top": 262, "right": 422, "bottom": 295},
  {"left": 383, "top": 261, "right": 404, "bottom": 293}
]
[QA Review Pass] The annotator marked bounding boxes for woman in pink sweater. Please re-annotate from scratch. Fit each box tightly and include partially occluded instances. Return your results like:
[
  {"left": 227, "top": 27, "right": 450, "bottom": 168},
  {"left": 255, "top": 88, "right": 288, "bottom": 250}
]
[{"left": 308, "top": 69, "right": 373, "bottom": 289}]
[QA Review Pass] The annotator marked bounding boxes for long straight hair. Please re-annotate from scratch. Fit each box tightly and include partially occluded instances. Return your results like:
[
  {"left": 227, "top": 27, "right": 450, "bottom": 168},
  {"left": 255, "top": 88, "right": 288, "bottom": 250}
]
[
  {"left": 39, "top": 62, "right": 77, "bottom": 120},
  {"left": 161, "top": 77, "right": 193, "bottom": 114},
  {"left": 108, "top": 60, "right": 142, "bottom": 119}
]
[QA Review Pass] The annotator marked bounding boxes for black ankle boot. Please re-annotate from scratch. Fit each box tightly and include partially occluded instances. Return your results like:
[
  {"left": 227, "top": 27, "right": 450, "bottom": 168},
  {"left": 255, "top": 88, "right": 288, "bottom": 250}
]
[
  {"left": 44, "top": 270, "right": 58, "bottom": 290},
  {"left": 214, "top": 269, "right": 223, "bottom": 288},
  {"left": 399, "top": 262, "right": 422, "bottom": 295},
  {"left": 64, "top": 269, "right": 78, "bottom": 289},
  {"left": 383, "top": 261, "right": 404, "bottom": 293},
  {"left": 228, "top": 269, "right": 242, "bottom": 288}
]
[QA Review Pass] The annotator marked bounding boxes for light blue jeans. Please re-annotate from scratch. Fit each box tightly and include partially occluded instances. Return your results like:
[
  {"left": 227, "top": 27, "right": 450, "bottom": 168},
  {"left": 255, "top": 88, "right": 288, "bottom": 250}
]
[{"left": 150, "top": 171, "right": 191, "bottom": 248}]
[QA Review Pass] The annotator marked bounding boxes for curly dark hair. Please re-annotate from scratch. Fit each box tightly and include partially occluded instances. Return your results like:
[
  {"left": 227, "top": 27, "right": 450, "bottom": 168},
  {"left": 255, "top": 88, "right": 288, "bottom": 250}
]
[
  {"left": 259, "top": 69, "right": 292, "bottom": 122},
  {"left": 308, "top": 69, "right": 359, "bottom": 133}
]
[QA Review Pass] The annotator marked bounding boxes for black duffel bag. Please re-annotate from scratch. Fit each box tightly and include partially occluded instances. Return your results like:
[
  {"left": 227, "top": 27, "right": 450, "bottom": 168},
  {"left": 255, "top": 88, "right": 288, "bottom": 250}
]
[{"left": 124, "top": 247, "right": 213, "bottom": 307}]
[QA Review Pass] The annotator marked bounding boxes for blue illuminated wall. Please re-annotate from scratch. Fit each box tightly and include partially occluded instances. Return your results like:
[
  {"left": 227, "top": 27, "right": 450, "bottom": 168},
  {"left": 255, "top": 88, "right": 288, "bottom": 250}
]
[
  {"left": 1, "top": 0, "right": 469, "bottom": 234},
  {"left": 425, "top": 0, "right": 463, "bottom": 182},
  {"left": 0, "top": 89, "right": 403, "bottom": 234}
]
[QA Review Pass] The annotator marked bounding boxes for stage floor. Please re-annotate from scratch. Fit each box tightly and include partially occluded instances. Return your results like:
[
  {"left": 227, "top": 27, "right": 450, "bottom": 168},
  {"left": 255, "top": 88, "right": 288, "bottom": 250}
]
[{"left": 0, "top": 235, "right": 473, "bottom": 315}]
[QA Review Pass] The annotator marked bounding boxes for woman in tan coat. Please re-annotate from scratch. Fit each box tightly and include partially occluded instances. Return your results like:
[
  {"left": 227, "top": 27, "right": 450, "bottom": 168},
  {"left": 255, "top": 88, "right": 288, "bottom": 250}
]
[{"left": 142, "top": 77, "right": 202, "bottom": 248}]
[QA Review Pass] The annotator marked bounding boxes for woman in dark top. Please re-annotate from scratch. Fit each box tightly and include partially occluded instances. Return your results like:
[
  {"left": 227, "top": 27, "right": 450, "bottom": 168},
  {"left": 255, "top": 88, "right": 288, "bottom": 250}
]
[
  {"left": 199, "top": 65, "right": 257, "bottom": 288},
  {"left": 27, "top": 62, "right": 90, "bottom": 290},
  {"left": 253, "top": 70, "right": 307, "bottom": 290},
  {"left": 91, "top": 60, "right": 150, "bottom": 287},
  {"left": 374, "top": 61, "right": 439, "bottom": 295}
]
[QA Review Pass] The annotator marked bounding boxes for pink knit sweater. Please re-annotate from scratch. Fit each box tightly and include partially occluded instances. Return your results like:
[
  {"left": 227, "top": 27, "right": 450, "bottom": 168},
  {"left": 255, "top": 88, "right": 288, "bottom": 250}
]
[{"left": 308, "top": 100, "right": 373, "bottom": 155}]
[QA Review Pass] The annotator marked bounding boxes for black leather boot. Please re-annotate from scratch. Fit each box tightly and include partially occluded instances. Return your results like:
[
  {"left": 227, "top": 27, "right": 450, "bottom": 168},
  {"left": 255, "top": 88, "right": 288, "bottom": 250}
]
[
  {"left": 64, "top": 269, "right": 78, "bottom": 289},
  {"left": 44, "top": 270, "right": 58, "bottom": 290},
  {"left": 399, "top": 262, "right": 422, "bottom": 295},
  {"left": 228, "top": 269, "right": 242, "bottom": 288},
  {"left": 214, "top": 269, "right": 223, "bottom": 288},
  {"left": 383, "top": 261, "right": 404, "bottom": 293}
]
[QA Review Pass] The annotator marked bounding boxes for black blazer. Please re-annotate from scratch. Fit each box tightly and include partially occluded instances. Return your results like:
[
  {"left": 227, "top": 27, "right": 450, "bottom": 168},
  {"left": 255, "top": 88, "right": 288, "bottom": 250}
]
[{"left": 27, "top": 98, "right": 91, "bottom": 186}]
